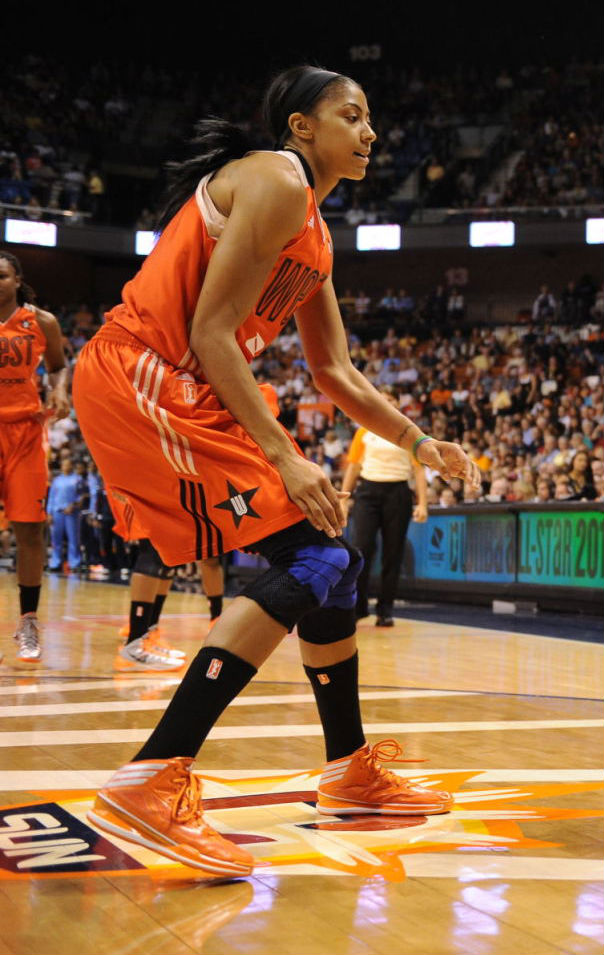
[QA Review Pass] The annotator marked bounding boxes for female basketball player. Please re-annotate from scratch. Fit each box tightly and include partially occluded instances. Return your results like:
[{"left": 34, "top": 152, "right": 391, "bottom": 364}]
[
  {"left": 0, "top": 252, "right": 69, "bottom": 663},
  {"left": 74, "top": 65, "right": 481, "bottom": 878}
]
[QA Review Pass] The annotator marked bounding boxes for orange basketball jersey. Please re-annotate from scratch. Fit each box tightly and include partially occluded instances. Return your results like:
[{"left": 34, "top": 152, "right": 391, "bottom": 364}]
[
  {"left": 75, "top": 151, "right": 334, "bottom": 562},
  {"left": 103, "top": 150, "right": 333, "bottom": 372},
  {"left": 0, "top": 305, "right": 46, "bottom": 423}
]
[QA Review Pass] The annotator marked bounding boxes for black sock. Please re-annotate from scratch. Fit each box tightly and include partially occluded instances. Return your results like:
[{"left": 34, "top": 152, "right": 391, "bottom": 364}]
[
  {"left": 19, "top": 585, "right": 40, "bottom": 616},
  {"left": 133, "top": 646, "right": 257, "bottom": 760},
  {"left": 304, "top": 653, "right": 366, "bottom": 762},
  {"left": 127, "top": 600, "right": 154, "bottom": 644},
  {"left": 208, "top": 595, "right": 223, "bottom": 620},
  {"left": 149, "top": 593, "right": 167, "bottom": 628}
]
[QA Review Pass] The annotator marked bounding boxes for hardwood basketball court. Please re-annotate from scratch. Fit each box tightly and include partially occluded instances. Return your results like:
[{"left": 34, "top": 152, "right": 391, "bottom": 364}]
[{"left": 0, "top": 573, "right": 602, "bottom": 955}]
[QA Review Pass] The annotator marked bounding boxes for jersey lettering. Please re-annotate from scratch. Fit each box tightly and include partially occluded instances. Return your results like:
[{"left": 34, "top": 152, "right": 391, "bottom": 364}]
[
  {"left": 256, "top": 258, "right": 327, "bottom": 323},
  {"left": 0, "top": 334, "right": 35, "bottom": 368}
]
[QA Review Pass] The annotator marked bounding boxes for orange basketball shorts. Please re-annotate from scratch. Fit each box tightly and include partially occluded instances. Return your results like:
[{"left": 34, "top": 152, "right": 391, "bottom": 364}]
[
  {"left": 0, "top": 418, "right": 48, "bottom": 522},
  {"left": 72, "top": 327, "right": 305, "bottom": 565}
]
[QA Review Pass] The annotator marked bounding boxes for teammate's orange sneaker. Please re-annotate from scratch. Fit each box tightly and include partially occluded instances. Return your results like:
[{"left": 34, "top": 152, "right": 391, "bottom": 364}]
[
  {"left": 87, "top": 757, "right": 255, "bottom": 877},
  {"left": 317, "top": 739, "right": 453, "bottom": 815}
]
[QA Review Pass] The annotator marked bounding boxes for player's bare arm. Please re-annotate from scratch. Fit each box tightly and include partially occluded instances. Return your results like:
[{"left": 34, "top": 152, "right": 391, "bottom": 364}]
[
  {"left": 296, "top": 277, "right": 480, "bottom": 489},
  {"left": 190, "top": 156, "right": 345, "bottom": 537},
  {"left": 35, "top": 309, "right": 70, "bottom": 419}
]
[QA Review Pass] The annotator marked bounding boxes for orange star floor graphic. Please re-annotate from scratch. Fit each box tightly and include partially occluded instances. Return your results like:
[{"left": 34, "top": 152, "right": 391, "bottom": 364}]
[{"left": 1, "top": 770, "right": 602, "bottom": 882}]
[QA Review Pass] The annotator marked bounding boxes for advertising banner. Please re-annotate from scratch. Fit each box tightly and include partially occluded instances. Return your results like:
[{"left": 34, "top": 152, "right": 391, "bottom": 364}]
[
  {"left": 517, "top": 510, "right": 604, "bottom": 588},
  {"left": 406, "top": 512, "right": 515, "bottom": 583}
]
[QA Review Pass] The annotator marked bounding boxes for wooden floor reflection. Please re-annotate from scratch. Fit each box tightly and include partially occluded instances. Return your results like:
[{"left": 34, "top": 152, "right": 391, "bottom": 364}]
[{"left": 0, "top": 573, "right": 602, "bottom": 955}]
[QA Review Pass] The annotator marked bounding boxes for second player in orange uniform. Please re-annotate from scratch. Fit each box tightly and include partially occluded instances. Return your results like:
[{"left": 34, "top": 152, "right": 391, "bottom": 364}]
[{"left": 0, "top": 252, "right": 70, "bottom": 663}]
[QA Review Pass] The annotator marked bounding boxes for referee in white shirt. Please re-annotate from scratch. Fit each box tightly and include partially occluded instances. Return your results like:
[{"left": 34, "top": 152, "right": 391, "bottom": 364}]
[{"left": 341, "top": 391, "right": 428, "bottom": 626}]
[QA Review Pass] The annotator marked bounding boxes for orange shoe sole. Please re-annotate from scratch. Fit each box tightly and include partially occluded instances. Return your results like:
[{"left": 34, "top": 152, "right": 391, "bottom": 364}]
[
  {"left": 87, "top": 804, "right": 254, "bottom": 877},
  {"left": 317, "top": 793, "right": 452, "bottom": 815},
  {"left": 113, "top": 655, "right": 185, "bottom": 674}
]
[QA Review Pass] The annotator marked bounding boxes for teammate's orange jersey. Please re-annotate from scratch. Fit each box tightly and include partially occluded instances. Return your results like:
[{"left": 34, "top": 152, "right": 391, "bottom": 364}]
[
  {"left": 104, "top": 151, "right": 333, "bottom": 374},
  {"left": 0, "top": 305, "right": 46, "bottom": 423}
]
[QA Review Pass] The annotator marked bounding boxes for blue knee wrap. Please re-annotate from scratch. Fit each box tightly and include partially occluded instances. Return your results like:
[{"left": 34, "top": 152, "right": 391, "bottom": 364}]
[
  {"left": 323, "top": 545, "right": 363, "bottom": 609},
  {"left": 287, "top": 544, "right": 350, "bottom": 605},
  {"left": 297, "top": 543, "right": 363, "bottom": 644},
  {"left": 241, "top": 522, "right": 353, "bottom": 630}
]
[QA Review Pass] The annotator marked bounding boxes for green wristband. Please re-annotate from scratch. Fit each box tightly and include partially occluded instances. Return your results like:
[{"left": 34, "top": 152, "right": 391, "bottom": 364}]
[{"left": 412, "top": 435, "right": 433, "bottom": 462}]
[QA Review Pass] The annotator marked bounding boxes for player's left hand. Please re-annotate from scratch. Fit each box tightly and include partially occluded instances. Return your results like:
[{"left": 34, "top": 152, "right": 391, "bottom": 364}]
[
  {"left": 416, "top": 439, "right": 481, "bottom": 489},
  {"left": 46, "top": 389, "right": 70, "bottom": 420},
  {"left": 412, "top": 503, "right": 428, "bottom": 522}
]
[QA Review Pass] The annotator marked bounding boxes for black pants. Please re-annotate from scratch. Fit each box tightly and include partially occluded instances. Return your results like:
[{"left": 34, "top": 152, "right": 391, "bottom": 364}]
[{"left": 352, "top": 479, "right": 413, "bottom": 617}]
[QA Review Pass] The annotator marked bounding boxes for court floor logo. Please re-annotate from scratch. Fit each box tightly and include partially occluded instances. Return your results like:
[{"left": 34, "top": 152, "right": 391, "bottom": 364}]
[
  {"left": 1, "top": 770, "right": 602, "bottom": 881},
  {"left": 0, "top": 801, "right": 143, "bottom": 874}
]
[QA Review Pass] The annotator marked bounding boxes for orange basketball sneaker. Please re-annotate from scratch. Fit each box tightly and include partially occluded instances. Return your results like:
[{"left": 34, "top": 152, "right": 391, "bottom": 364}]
[
  {"left": 317, "top": 739, "right": 453, "bottom": 816},
  {"left": 87, "top": 757, "right": 255, "bottom": 877}
]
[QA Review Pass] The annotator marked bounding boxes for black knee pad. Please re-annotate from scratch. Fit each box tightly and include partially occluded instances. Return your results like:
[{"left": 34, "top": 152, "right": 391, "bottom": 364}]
[
  {"left": 297, "top": 541, "right": 363, "bottom": 644},
  {"left": 241, "top": 521, "right": 351, "bottom": 630},
  {"left": 297, "top": 606, "right": 357, "bottom": 644},
  {"left": 134, "top": 539, "right": 169, "bottom": 579}
]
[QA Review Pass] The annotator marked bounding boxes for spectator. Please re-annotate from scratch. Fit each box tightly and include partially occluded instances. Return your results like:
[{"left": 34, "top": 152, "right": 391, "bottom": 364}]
[
  {"left": 534, "top": 478, "right": 553, "bottom": 502},
  {"left": 393, "top": 288, "right": 415, "bottom": 315},
  {"left": 354, "top": 290, "right": 371, "bottom": 319},
  {"left": 425, "top": 156, "right": 445, "bottom": 186},
  {"left": 24, "top": 196, "right": 42, "bottom": 220},
  {"left": 322, "top": 429, "right": 344, "bottom": 467},
  {"left": 344, "top": 199, "right": 366, "bottom": 227},
  {"left": 439, "top": 487, "right": 456, "bottom": 507},
  {"left": 554, "top": 475, "right": 573, "bottom": 500},
  {"left": 87, "top": 169, "right": 105, "bottom": 221},
  {"left": 568, "top": 449, "right": 597, "bottom": 500},
  {"left": 446, "top": 287, "right": 465, "bottom": 322},
  {"left": 532, "top": 285, "right": 557, "bottom": 322},
  {"left": 486, "top": 476, "right": 509, "bottom": 502}
]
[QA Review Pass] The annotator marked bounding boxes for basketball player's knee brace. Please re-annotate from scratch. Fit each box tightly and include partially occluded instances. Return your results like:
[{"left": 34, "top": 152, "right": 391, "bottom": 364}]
[
  {"left": 241, "top": 530, "right": 351, "bottom": 631},
  {"left": 297, "top": 543, "right": 363, "bottom": 644},
  {"left": 134, "top": 539, "right": 170, "bottom": 579}
]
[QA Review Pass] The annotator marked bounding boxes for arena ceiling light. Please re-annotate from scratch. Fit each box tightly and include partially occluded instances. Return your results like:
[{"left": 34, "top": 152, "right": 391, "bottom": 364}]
[
  {"left": 4, "top": 219, "right": 57, "bottom": 248},
  {"left": 356, "top": 224, "right": 401, "bottom": 251},
  {"left": 469, "top": 221, "right": 515, "bottom": 248},
  {"left": 585, "top": 218, "right": 604, "bottom": 244},
  {"left": 135, "top": 230, "right": 160, "bottom": 256}
]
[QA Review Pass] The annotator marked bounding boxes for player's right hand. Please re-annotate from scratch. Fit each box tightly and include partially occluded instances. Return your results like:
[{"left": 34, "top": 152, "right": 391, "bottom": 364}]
[
  {"left": 277, "top": 454, "right": 347, "bottom": 538},
  {"left": 417, "top": 439, "right": 481, "bottom": 489}
]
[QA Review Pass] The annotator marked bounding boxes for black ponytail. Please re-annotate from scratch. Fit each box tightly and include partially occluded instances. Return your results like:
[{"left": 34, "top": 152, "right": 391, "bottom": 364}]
[
  {"left": 0, "top": 250, "right": 36, "bottom": 304},
  {"left": 156, "top": 66, "right": 357, "bottom": 231},
  {"left": 155, "top": 118, "right": 255, "bottom": 231}
]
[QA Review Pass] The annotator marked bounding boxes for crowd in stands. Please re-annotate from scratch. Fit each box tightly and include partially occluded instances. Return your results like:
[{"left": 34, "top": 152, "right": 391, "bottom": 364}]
[
  {"left": 2, "top": 268, "right": 598, "bottom": 578},
  {"left": 430, "top": 61, "right": 604, "bottom": 212},
  {"left": 1, "top": 54, "right": 602, "bottom": 227},
  {"left": 248, "top": 284, "right": 604, "bottom": 509}
]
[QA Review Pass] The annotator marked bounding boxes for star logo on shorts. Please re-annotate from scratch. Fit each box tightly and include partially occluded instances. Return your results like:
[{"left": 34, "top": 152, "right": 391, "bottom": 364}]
[{"left": 214, "top": 481, "right": 261, "bottom": 528}]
